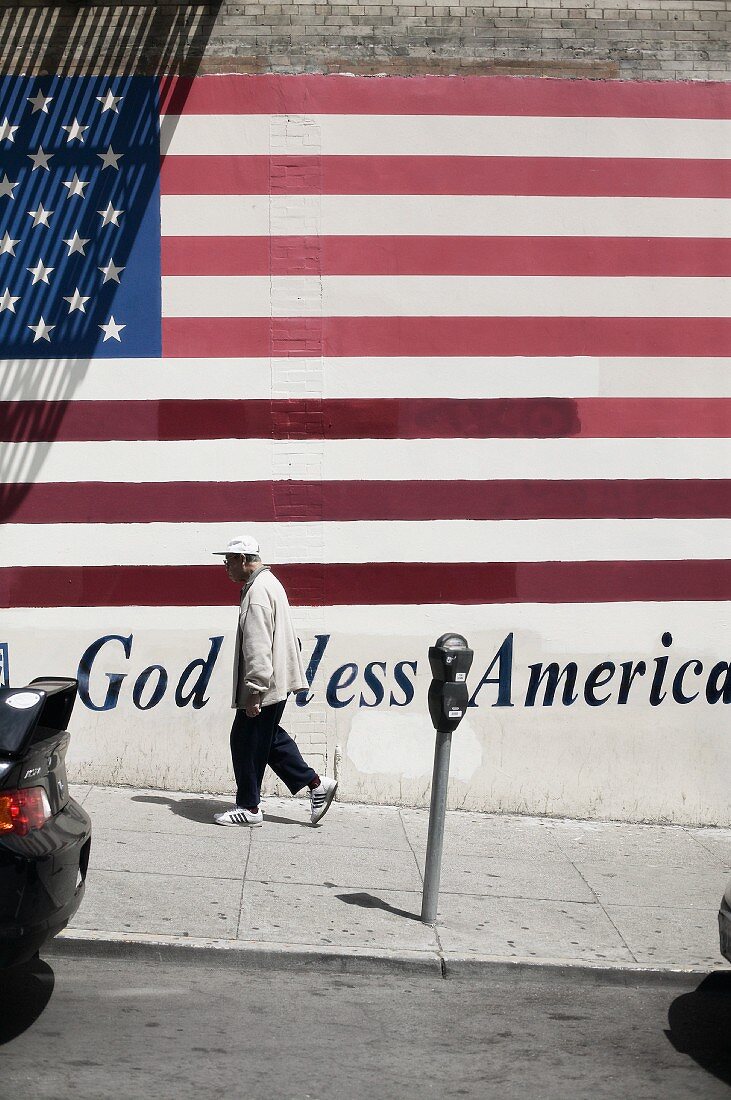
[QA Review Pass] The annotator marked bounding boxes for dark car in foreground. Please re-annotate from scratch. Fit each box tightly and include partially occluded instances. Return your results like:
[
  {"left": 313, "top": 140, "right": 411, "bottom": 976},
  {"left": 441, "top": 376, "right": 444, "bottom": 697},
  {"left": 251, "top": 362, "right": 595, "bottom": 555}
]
[
  {"left": 0, "top": 677, "right": 91, "bottom": 968},
  {"left": 720, "top": 879, "right": 731, "bottom": 963}
]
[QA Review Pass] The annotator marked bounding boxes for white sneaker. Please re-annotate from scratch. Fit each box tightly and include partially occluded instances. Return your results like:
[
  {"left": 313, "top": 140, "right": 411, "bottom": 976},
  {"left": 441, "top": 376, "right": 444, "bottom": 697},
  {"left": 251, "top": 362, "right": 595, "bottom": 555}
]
[
  {"left": 309, "top": 776, "right": 338, "bottom": 824},
  {"left": 214, "top": 805, "right": 263, "bottom": 827}
]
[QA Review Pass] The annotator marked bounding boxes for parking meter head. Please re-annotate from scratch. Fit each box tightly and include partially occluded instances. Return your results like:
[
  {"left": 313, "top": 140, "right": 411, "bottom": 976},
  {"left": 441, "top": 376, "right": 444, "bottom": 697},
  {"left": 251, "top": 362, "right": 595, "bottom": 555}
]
[
  {"left": 427, "top": 633, "right": 472, "bottom": 733},
  {"left": 428, "top": 633, "right": 474, "bottom": 683},
  {"left": 428, "top": 680, "right": 470, "bottom": 734},
  {"left": 435, "top": 633, "right": 468, "bottom": 649}
]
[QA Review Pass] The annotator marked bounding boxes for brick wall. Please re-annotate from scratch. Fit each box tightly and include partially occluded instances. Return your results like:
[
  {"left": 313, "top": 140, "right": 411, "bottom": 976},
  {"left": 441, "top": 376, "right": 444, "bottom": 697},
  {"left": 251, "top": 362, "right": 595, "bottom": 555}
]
[{"left": 0, "top": 1, "right": 727, "bottom": 81}]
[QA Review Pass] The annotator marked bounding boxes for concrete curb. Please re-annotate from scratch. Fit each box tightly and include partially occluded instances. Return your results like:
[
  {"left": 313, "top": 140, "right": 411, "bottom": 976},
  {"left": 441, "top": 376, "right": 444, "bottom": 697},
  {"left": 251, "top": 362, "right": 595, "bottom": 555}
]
[
  {"left": 47, "top": 928, "right": 444, "bottom": 976},
  {"left": 46, "top": 928, "right": 731, "bottom": 984},
  {"left": 443, "top": 953, "right": 730, "bottom": 986}
]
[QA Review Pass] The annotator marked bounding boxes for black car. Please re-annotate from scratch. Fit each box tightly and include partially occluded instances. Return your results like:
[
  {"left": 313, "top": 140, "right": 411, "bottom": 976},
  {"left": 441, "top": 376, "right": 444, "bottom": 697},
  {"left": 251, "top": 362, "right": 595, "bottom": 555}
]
[{"left": 0, "top": 677, "right": 91, "bottom": 968}]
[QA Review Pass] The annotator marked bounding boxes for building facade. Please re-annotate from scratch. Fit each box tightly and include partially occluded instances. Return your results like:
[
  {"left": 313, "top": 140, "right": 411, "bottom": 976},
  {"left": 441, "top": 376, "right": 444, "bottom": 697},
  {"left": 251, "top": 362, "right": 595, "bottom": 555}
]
[{"left": 1, "top": 2, "right": 729, "bottom": 823}]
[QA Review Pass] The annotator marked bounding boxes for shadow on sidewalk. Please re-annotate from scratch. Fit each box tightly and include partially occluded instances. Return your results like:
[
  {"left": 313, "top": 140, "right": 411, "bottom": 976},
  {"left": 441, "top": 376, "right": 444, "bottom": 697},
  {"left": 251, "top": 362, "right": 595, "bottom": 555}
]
[
  {"left": 261, "top": 813, "right": 311, "bottom": 828},
  {"left": 131, "top": 794, "right": 311, "bottom": 829},
  {"left": 666, "top": 972, "right": 731, "bottom": 1086},
  {"left": 336, "top": 892, "right": 421, "bottom": 922},
  {"left": 132, "top": 793, "right": 228, "bottom": 825}
]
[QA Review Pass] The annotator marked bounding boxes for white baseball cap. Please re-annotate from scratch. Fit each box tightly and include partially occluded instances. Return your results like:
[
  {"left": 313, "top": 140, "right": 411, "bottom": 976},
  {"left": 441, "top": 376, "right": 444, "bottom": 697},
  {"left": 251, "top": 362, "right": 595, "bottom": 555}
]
[{"left": 213, "top": 535, "right": 260, "bottom": 557}]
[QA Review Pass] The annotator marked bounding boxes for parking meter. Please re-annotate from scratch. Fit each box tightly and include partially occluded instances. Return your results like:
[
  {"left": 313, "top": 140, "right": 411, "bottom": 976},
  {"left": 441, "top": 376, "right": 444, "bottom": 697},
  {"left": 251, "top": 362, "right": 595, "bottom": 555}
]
[
  {"left": 427, "top": 633, "right": 474, "bottom": 734},
  {"left": 422, "top": 633, "right": 473, "bottom": 926}
]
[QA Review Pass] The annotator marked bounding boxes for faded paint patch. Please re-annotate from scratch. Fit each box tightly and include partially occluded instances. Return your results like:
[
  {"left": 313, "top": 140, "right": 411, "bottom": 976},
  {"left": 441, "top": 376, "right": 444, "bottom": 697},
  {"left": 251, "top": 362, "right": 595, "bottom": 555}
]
[{"left": 346, "top": 709, "right": 482, "bottom": 783}]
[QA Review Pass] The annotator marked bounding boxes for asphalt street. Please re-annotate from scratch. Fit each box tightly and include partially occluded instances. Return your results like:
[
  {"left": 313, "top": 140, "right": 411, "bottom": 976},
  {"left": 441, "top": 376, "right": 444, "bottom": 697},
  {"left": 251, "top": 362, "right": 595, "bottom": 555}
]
[{"left": 1, "top": 955, "right": 729, "bottom": 1100}]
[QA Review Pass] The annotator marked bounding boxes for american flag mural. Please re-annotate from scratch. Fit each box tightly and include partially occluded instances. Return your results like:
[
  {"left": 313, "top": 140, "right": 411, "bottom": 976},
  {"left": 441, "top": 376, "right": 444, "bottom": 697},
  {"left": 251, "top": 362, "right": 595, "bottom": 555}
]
[{"left": 0, "top": 74, "right": 729, "bottom": 818}]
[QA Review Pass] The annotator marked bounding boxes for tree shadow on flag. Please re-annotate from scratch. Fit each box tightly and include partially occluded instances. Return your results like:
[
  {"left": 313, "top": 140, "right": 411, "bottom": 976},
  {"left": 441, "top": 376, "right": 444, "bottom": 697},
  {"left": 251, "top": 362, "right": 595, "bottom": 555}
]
[{"left": 0, "top": 3, "right": 222, "bottom": 530}]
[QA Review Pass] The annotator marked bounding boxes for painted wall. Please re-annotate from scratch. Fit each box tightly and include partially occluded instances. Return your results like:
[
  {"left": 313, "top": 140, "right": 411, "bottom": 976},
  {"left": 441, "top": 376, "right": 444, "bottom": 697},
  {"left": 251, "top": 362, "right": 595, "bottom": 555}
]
[
  {"left": 2, "top": 601, "right": 729, "bottom": 824},
  {"left": 0, "top": 72, "right": 729, "bottom": 825}
]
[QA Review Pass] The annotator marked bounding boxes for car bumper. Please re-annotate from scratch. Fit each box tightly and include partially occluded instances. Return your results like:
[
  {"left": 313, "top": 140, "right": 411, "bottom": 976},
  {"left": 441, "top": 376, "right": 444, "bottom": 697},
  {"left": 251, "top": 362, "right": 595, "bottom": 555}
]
[
  {"left": 719, "top": 892, "right": 731, "bottom": 963},
  {"left": 0, "top": 797, "right": 91, "bottom": 968}
]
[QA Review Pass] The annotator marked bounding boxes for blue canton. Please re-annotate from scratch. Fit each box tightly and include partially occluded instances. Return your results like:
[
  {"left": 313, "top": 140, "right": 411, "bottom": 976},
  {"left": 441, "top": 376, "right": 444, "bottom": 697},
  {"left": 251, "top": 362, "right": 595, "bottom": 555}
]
[{"left": 0, "top": 75, "right": 161, "bottom": 358}]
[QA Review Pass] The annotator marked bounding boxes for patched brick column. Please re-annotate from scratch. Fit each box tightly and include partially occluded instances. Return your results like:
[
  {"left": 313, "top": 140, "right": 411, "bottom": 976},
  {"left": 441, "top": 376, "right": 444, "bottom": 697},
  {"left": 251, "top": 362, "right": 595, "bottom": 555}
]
[{"left": 268, "top": 113, "right": 330, "bottom": 782}]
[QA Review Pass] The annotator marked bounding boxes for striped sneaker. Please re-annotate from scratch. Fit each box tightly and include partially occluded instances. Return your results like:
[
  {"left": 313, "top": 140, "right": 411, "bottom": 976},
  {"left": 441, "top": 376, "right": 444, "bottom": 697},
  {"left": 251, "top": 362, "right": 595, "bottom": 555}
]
[
  {"left": 214, "top": 806, "right": 263, "bottom": 827},
  {"left": 309, "top": 776, "right": 338, "bottom": 824}
]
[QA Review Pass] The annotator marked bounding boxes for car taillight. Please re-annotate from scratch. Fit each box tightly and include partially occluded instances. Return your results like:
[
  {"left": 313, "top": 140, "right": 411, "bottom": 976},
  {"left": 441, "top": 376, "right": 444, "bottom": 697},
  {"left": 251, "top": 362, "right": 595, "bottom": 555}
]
[{"left": 0, "top": 787, "right": 52, "bottom": 836}]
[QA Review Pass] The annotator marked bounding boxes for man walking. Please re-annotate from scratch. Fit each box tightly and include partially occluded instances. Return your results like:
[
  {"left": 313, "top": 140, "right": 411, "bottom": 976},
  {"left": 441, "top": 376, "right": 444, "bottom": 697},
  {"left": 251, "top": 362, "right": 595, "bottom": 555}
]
[{"left": 212, "top": 535, "right": 338, "bottom": 827}]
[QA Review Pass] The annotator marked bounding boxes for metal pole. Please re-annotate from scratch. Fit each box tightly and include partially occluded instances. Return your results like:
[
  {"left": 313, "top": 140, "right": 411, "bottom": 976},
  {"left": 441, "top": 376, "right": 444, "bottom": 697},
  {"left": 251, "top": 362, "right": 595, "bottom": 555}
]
[{"left": 421, "top": 726, "right": 453, "bottom": 924}]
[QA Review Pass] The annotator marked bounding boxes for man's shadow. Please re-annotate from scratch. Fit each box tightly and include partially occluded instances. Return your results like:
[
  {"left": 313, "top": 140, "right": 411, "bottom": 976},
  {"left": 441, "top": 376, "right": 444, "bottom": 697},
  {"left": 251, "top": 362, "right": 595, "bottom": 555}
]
[
  {"left": 666, "top": 972, "right": 731, "bottom": 1086},
  {"left": 131, "top": 794, "right": 311, "bottom": 828}
]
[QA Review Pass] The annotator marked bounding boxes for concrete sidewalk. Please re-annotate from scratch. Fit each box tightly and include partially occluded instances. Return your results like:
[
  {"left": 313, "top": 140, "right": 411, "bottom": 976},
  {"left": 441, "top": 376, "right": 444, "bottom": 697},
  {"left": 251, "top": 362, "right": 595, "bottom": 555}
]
[{"left": 53, "top": 784, "right": 731, "bottom": 978}]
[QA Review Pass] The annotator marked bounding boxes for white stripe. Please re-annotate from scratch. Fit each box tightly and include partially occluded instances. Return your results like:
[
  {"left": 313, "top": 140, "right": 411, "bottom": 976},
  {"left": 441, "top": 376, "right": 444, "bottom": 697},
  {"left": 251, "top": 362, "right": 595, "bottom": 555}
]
[
  {"left": 161, "top": 193, "right": 731, "bottom": 239},
  {"left": 160, "top": 114, "right": 731, "bottom": 160},
  {"left": 162, "top": 194, "right": 266, "bottom": 235},
  {"left": 0, "top": 359, "right": 275, "bottom": 402},
  {"left": 162, "top": 274, "right": 731, "bottom": 319},
  {"left": 3, "top": 519, "right": 729, "bottom": 567},
  {"left": 318, "top": 439, "right": 731, "bottom": 482},
  {"left": 321, "top": 357, "right": 731, "bottom": 400},
  {"left": 2, "top": 438, "right": 728, "bottom": 483},
  {"left": 162, "top": 276, "right": 272, "bottom": 316},
  {"left": 4, "top": 358, "right": 730, "bottom": 401}
]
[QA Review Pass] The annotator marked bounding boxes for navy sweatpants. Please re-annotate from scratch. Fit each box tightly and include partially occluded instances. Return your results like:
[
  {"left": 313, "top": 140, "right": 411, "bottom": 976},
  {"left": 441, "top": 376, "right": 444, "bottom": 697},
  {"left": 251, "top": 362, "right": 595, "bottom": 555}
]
[{"left": 230, "top": 699, "right": 318, "bottom": 809}]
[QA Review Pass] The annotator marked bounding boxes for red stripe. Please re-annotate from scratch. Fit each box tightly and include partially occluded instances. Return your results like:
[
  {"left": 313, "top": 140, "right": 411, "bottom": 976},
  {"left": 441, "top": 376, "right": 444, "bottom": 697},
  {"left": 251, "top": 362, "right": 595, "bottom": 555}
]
[
  {"left": 3, "top": 481, "right": 730, "bottom": 524},
  {"left": 161, "top": 236, "right": 731, "bottom": 277},
  {"left": 159, "top": 155, "right": 731, "bottom": 198},
  {"left": 163, "top": 317, "right": 731, "bottom": 359},
  {"left": 1, "top": 560, "right": 729, "bottom": 608},
  {"left": 164, "top": 316, "right": 271, "bottom": 357},
  {"left": 578, "top": 399, "right": 731, "bottom": 438},
  {"left": 158, "top": 74, "right": 731, "bottom": 120},
  {"left": 4, "top": 399, "right": 729, "bottom": 442}
]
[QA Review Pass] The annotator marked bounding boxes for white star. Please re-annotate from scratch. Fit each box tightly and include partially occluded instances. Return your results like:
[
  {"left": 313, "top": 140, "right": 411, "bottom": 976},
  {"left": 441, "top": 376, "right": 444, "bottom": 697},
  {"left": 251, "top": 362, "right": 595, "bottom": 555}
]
[
  {"left": 0, "top": 118, "right": 19, "bottom": 142},
  {"left": 96, "top": 90, "right": 123, "bottom": 114},
  {"left": 27, "top": 259, "right": 54, "bottom": 285},
  {"left": 0, "top": 174, "right": 19, "bottom": 199},
  {"left": 27, "top": 91, "right": 53, "bottom": 114},
  {"left": 62, "top": 173, "right": 88, "bottom": 198},
  {"left": 98, "top": 201, "right": 123, "bottom": 227},
  {"left": 61, "top": 118, "right": 88, "bottom": 143},
  {"left": 28, "top": 204, "right": 53, "bottom": 228},
  {"left": 63, "top": 288, "right": 90, "bottom": 314},
  {"left": 0, "top": 288, "right": 20, "bottom": 313},
  {"left": 0, "top": 232, "right": 20, "bottom": 256},
  {"left": 28, "top": 146, "right": 53, "bottom": 172},
  {"left": 28, "top": 316, "right": 55, "bottom": 343},
  {"left": 99, "top": 258, "right": 125, "bottom": 284},
  {"left": 99, "top": 315, "right": 125, "bottom": 342},
  {"left": 97, "top": 145, "right": 123, "bottom": 171},
  {"left": 63, "top": 231, "right": 90, "bottom": 257}
]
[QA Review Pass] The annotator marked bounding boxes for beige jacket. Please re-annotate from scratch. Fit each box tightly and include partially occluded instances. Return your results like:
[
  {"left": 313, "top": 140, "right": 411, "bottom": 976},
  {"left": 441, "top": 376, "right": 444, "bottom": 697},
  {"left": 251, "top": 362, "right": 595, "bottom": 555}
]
[{"left": 232, "top": 567, "right": 308, "bottom": 708}]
